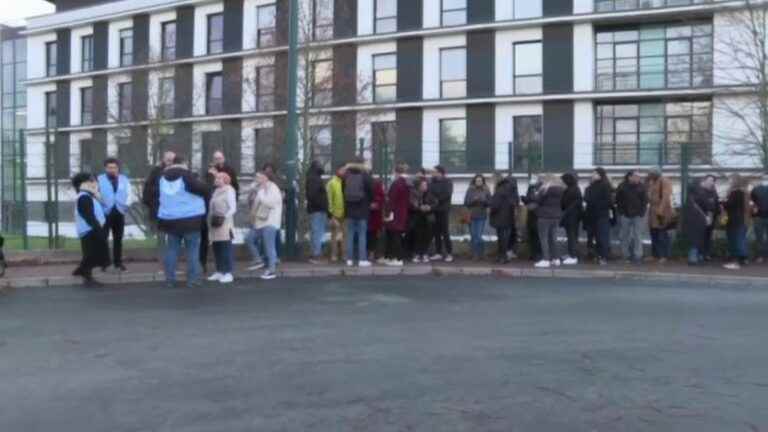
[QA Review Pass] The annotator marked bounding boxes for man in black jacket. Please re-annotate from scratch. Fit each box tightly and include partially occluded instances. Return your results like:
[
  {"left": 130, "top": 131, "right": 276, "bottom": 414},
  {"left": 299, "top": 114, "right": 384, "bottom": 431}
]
[
  {"left": 752, "top": 174, "right": 768, "bottom": 263},
  {"left": 342, "top": 160, "right": 374, "bottom": 266},
  {"left": 615, "top": 171, "right": 648, "bottom": 263},
  {"left": 429, "top": 166, "right": 454, "bottom": 262},
  {"left": 142, "top": 151, "right": 176, "bottom": 222},
  {"left": 699, "top": 174, "right": 720, "bottom": 261},
  {"left": 306, "top": 161, "right": 328, "bottom": 263}
]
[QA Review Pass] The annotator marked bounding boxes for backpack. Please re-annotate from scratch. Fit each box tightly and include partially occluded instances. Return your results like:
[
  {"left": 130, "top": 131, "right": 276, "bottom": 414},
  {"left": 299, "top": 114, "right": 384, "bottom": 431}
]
[{"left": 345, "top": 173, "right": 365, "bottom": 203}]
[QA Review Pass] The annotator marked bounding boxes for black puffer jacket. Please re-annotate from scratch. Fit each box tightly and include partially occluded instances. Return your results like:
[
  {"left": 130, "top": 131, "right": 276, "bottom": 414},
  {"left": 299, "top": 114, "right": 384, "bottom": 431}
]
[
  {"left": 536, "top": 184, "right": 565, "bottom": 220},
  {"left": 305, "top": 161, "right": 328, "bottom": 214},
  {"left": 615, "top": 181, "right": 648, "bottom": 218},
  {"left": 429, "top": 177, "right": 454, "bottom": 213},
  {"left": 490, "top": 178, "right": 515, "bottom": 229},
  {"left": 560, "top": 173, "right": 583, "bottom": 227},
  {"left": 751, "top": 185, "right": 768, "bottom": 218},
  {"left": 585, "top": 180, "right": 614, "bottom": 222}
]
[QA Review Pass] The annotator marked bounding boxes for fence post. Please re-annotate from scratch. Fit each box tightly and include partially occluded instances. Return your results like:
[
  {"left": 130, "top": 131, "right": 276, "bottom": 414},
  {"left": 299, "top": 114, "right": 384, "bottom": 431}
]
[
  {"left": 19, "top": 129, "right": 29, "bottom": 250},
  {"left": 508, "top": 141, "right": 513, "bottom": 177}
]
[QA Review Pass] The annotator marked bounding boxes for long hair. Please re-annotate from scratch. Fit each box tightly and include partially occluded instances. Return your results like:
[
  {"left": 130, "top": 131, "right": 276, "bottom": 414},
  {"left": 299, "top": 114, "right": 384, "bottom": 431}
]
[{"left": 471, "top": 173, "right": 486, "bottom": 188}]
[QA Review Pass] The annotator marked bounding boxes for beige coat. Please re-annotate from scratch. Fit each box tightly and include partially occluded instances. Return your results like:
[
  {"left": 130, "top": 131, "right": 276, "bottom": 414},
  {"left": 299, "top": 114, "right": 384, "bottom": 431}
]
[
  {"left": 208, "top": 185, "right": 236, "bottom": 242},
  {"left": 648, "top": 176, "right": 674, "bottom": 229}
]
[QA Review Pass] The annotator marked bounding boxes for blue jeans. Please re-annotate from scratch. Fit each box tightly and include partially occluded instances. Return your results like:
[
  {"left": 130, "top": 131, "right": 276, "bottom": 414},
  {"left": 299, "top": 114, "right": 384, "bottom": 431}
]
[
  {"left": 650, "top": 228, "right": 671, "bottom": 259},
  {"left": 310, "top": 212, "right": 328, "bottom": 258},
  {"left": 212, "top": 241, "right": 233, "bottom": 274},
  {"left": 259, "top": 226, "right": 279, "bottom": 272},
  {"left": 164, "top": 231, "right": 202, "bottom": 284},
  {"left": 245, "top": 228, "right": 263, "bottom": 263},
  {"left": 754, "top": 218, "right": 768, "bottom": 258},
  {"left": 727, "top": 226, "right": 748, "bottom": 262},
  {"left": 470, "top": 218, "right": 486, "bottom": 258},
  {"left": 346, "top": 218, "right": 368, "bottom": 262},
  {"left": 688, "top": 247, "right": 701, "bottom": 264}
]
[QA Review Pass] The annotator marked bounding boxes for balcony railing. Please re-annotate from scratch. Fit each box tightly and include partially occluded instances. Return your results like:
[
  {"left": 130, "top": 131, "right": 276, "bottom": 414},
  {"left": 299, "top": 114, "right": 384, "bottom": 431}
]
[
  {"left": 595, "top": 0, "right": 722, "bottom": 12},
  {"left": 593, "top": 141, "right": 711, "bottom": 166}
]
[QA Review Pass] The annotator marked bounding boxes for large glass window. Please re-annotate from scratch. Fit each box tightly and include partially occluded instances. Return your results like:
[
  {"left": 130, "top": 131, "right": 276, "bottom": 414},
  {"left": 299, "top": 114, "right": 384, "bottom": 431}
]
[
  {"left": 313, "top": 0, "right": 334, "bottom": 41},
  {"left": 312, "top": 59, "right": 333, "bottom": 107},
  {"left": 159, "top": 77, "right": 175, "bottom": 118},
  {"left": 118, "top": 82, "right": 132, "bottom": 122},
  {"left": 440, "top": 118, "right": 467, "bottom": 171},
  {"left": 256, "top": 65, "right": 275, "bottom": 112},
  {"left": 441, "top": 0, "right": 467, "bottom": 26},
  {"left": 46, "top": 42, "right": 57, "bottom": 77},
  {"left": 45, "top": 91, "right": 57, "bottom": 128},
  {"left": 162, "top": 21, "right": 177, "bottom": 61},
  {"left": 514, "top": 41, "right": 543, "bottom": 94},
  {"left": 310, "top": 125, "right": 332, "bottom": 173},
  {"left": 373, "top": 53, "right": 397, "bottom": 103},
  {"left": 81, "top": 35, "right": 94, "bottom": 72},
  {"left": 440, "top": 47, "right": 466, "bottom": 99},
  {"left": 208, "top": 13, "right": 224, "bottom": 54},
  {"left": 120, "top": 29, "right": 134, "bottom": 67},
  {"left": 372, "top": 121, "right": 397, "bottom": 175},
  {"left": 257, "top": 4, "right": 277, "bottom": 48},
  {"left": 596, "top": 22, "right": 713, "bottom": 91},
  {"left": 595, "top": 100, "right": 712, "bottom": 165},
  {"left": 513, "top": 116, "right": 543, "bottom": 172},
  {"left": 81, "top": 87, "right": 93, "bottom": 125},
  {"left": 514, "top": 0, "right": 542, "bottom": 19},
  {"left": 375, "top": 0, "right": 397, "bottom": 33},
  {"left": 206, "top": 72, "right": 223, "bottom": 115}
]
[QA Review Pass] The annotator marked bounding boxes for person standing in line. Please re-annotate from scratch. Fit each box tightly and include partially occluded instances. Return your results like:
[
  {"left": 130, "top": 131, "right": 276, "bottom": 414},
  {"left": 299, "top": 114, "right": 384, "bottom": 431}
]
[
  {"left": 155, "top": 155, "right": 209, "bottom": 288},
  {"left": 534, "top": 175, "right": 565, "bottom": 268},
  {"left": 464, "top": 174, "right": 491, "bottom": 261},
  {"left": 71, "top": 173, "right": 109, "bottom": 285},
  {"left": 262, "top": 162, "right": 285, "bottom": 259},
  {"left": 699, "top": 174, "right": 720, "bottom": 261},
  {"left": 207, "top": 172, "right": 237, "bottom": 284},
  {"left": 490, "top": 175, "right": 514, "bottom": 264},
  {"left": 97, "top": 158, "right": 130, "bottom": 272},
  {"left": 343, "top": 159, "right": 375, "bottom": 267},
  {"left": 142, "top": 151, "right": 176, "bottom": 222},
  {"left": 201, "top": 151, "right": 241, "bottom": 273},
  {"left": 251, "top": 171, "right": 283, "bottom": 280},
  {"left": 751, "top": 173, "right": 768, "bottom": 263},
  {"left": 306, "top": 161, "right": 328, "bottom": 265},
  {"left": 368, "top": 175, "right": 386, "bottom": 262},
  {"left": 584, "top": 168, "right": 614, "bottom": 266},
  {"left": 383, "top": 164, "right": 410, "bottom": 267},
  {"left": 410, "top": 178, "right": 438, "bottom": 263},
  {"left": 560, "top": 172, "right": 583, "bottom": 265},
  {"left": 429, "top": 166, "right": 454, "bottom": 263},
  {"left": 684, "top": 180, "right": 710, "bottom": 266},
  {"left": 615, "top": 170, "right": 648, "bottom": 264},
  {"left": 521, "top": 176, "right": 543, "bottom": 262},
  {"left": 504, "top": 174, "right": 521, "bottom": 260},
  {"left": 326, "top": 164, "right": 346, "bottom": 262},
  {"left": 647, "top": 170, "right": 674, "bottom": 264},
  {"left": 723, "top": 174, "right": 751, "bottom": 270}
]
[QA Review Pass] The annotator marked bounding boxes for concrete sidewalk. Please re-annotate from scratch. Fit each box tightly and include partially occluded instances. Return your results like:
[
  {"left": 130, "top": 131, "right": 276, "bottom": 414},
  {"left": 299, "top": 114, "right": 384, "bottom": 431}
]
[{"left": 2, "top": 257, "right": 768, "bottom": 289}]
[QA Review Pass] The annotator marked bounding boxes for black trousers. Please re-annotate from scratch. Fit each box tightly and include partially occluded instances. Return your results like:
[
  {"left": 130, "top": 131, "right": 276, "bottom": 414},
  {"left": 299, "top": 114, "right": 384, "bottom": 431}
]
[
  {"left": 432, "top": 210, "right": 452, "bottom": 255},
  {"left": 496, "top": 227, "right": 511, "bottom": 260},
  {"left": 413, "top": 218, "right": 433, "bottom": 256},
  {"left": 527, "top": 213, "right": 541, "bottom": 261},
  {"left": 76, "top": 230, "right": 109, "bottom": 277},
  {"left": 564, "top": 222, "right": 580, "bottom": 258},
  {"left": 104, "top": 210, "right": 125, "bottom": 267},
  {"left": 385, "top": 230, "right": 405, "bottom": 260},
  {"left": 507, "top": 216, "right": 518, "bottom": 253},
  {"left": 200, "top": 221, "right": 209, "bottom": 269}
]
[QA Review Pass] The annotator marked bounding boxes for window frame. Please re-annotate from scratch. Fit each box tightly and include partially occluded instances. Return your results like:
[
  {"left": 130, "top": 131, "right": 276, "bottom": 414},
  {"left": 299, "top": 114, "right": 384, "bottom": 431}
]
[
  {"left": 440, "top": 0, "right": 467, "bottom": 27},
  {"left": 439, "top": 46, "right": 467, "bottom": 99},
  {"left": 257, "top": 4, "right": 277, "bottom": 48},
  {"left": 311, "top": 58, "right": 333, "bottom": 107},
  {"left": 372, "top": 52, "right": 397, "bottom": 103},
  {"left": 309, "top": 125, "right": 332, "bottom": 173},
  {"left": 45, "top": 41, "right": 57, "bottom": 77},
  {"left": 161, "top": 21, "right": 177, "bottom": 62},
  {"left": 80, "top": 86, "right": 93, "bottom": 126},
  {"left": 312, "top": 0, "right": 334, "bottom": 41},
  {"left": 45, "top": 91, "right": 57, "bottom": 128},
  {"left": 158, "top": 76, "right": 175, "bottom": 118},
  {"left": 81, "top": 35, "right": 94, "bottom": 72},
  {"left": 255, "top": 65, "right": 276, "bottom": 112},
  {"left": 374, "top": 0, "right": 397, "bottom": 34},
  {"left": 207, "top": 13, "right": 224, "bottom": 54},
  {"left": 513, "top": 40, "right": 543, "bottom": 95},
  {"left": 118, "top": 82, "right": 133, "bottom": 122},
  {"left": 439, "top": 117, "right": 467, "bottom": 172},
  {"left": 513, "top": 0, "right": 542, "bottom": 19},
  {"left": 206, "top": 72, "right": 224, "bottom": 116},
  {"left": 119, "top": 28, "right": 134, "bottom": 67},
  {"left": 512, "top": 115, "right": 544, "bottom": 172}
]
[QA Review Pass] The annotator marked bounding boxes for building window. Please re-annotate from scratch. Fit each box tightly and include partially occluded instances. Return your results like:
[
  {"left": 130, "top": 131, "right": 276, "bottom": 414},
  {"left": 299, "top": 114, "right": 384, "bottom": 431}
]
[
  {"left": 45, "top": 91, "right": 57, "bottom": 128},
  {"left": 81, "top": 35, "right": 94, "bottom": 72},
  {"left": 256, "top": 65, "right": 275, "bottom": 112},
  {"left": 595, "top": 0, "right": 696, "bottom": 12},
  {"left": 119, "top": 28, "right": 133, "bottom": 67},
  {"left": 257, "top": 4, "right": 277, "bottom": 48},
  {"left": 313, "top": 0, "right": 334, "bottom": 41},
  {"left": 595, "top": 21, "right": 713, "bottom": 91},
  {"left": 118, "top": 82, "right": 132, "bottom": 122},
  {"left": 513, "top": 115, "right": 543, "bottom": 172},
  {"left": 206, "top": 72, "right": 223, "bottom": 115},
  {"left": 81, "top": 87, "right": 93, "bottom": 125},
  {"left": 440, "top": 118, "right": 466, "bottom": 171},
  {"left": 373, "top": 53, "right": 397, "bottom": 103},
  {"left": 159, "top": 77, "right": 175, "bottom": 118},
  {"left": 46, "top": 41, "right": 57, "bottom": 77},
  {"left": 513, "top": 0, "right": 542, "bottom": 19},
  {"left": 310, "top": 125, "right": 332, "bottom": 173},
  {"left": 372, "top": 121, "right": 397, "bottom": 175},
  {"left": 513, "top": 41, "right": 543, "bottom": 94},
  {"left": 441, "top": 0, "right": 467, "bottom": 26},
  {"left": 440, "top": 47, "right": 466, "bottom": 99},
  {"left": 208, "top": 13, "right": 224, "bottom": 54},
  {"left": 594, "top": 101, "right": 712, "bottom": 165},
  {"left": 162, "top": 21, "right": 177, "bottom": 61},
  {"left": 375, "top": 0, "right": 397, "bottom": 33},
  {"left": 312, "top": 59, "right": 333, "bottom": 107}
]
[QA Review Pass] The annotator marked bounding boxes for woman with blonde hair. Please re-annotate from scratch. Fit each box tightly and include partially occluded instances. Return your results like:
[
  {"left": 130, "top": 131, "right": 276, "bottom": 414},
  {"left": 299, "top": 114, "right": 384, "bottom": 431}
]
[
  {"left": 207, "top": 172, "right": 237, "bottom": 284},
  {"left": 723, "top": 174, "right": 751, "bottom": 270}
]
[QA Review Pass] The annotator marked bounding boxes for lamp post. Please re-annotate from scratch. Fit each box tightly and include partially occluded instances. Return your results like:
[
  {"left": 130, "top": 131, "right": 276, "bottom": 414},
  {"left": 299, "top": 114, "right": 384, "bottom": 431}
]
[{"left": 282, "top": 0, "right": 300, "bottom": 258}]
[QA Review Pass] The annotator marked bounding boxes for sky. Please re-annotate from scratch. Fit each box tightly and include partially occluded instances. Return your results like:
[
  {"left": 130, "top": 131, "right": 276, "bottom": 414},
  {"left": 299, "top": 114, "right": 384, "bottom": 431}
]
[{"left": 0, "top": 1, "right": 55, "bottom": 26}]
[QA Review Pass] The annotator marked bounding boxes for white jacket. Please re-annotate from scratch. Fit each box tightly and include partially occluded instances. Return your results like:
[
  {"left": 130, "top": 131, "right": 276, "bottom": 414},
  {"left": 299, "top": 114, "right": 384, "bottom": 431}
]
[{"left": 252, "top": 181, "right": 283, "bottom": 229}]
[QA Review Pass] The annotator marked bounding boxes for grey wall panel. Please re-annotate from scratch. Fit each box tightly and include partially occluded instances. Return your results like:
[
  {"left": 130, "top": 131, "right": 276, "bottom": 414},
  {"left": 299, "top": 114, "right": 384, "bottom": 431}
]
[
  {"left": 331, "top": 112, "right": 357, "bottom": 169},
  {"left": 174, "top": 64, "right": 193, "bottom": 118},
  {"left": 133, "top": 14, "right": 150, "bottom": 65},
  {"left": 126, "top": 126, "right": 149, "bottom": 177},
  {"left": 55, "top": 132, "right": 70, "bottom": 179},
  {"left": 224, "top": 0, "right": 244, "bottom": 52},
  {"left": 334, "top": 0, "right": 357, "bottom": 39},
  {"left": 276, "top": 0, "right": 289, "bottom": 46},
  {"left": 397, "top": 0, "right": 422, "bottom": 31},
  {"left": 92, "top": 76, "right": 108, "bottom": 125},
  {"left": 56, "top": 81, "right": 70, "bottom": 128},
  {"left": 93, "top": 22, "right": 109, "bottom": 71},
  {"left": 468, "top": 0, "right": 494, "bottom": 24},
  {"left": 131, "top": 70, "right": 149, "bottom": 122},
  {"left": 543, "top": 24, "right": 573, "bottom": 94},
  {"left": 467, "top": 104, "right": 495, "bottom": 172},
  {"left": 468, "top": 31, "right": 495, "bottom": 98},
  {"left": 333, "top": 44, "right": 357, "bottom": 106},
  {"left": 223, "top": 58, "right": 243, "bottom": 114},
  {"left": 274, "top": 115, "right": 288, "bottom": 167},
  {"left": 55, "top": 0, "right": 122, "bottom": 10},
  {"left": 176, "top": 6, "right": 195, "bottom": 59},
  {"left": 222, "top": 119, "right": 243, "bottom": 173},
  {"left": 396, "top": 108, "right": 422, "bottom": 170},
  {"left": 274, "top": 52, "right": 288, "bottom": 111},
  {"left": 543, "top": 0, "right": 573, "bottom": 16},
  {"left": 542, "top": 101, "right": 574, "bottom": 171},
  {"left": 172, "top": 123, "right": 193, "bottom": 158},
  {"left": 90, "top": 130, "right": 109, "bottom": 170},
  {"left": 56, "top": 29, "right": 70, "bottom": 75},
  {"left": 397, "top": 37, "right": 423, "bottom": 102}
]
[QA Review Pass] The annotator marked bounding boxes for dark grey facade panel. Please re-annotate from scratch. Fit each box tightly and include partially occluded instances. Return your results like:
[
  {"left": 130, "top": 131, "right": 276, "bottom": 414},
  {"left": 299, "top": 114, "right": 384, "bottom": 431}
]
[
  {"left": 222, "top": 119, "right": 243, "bottom": 172},
  {"left": 131, "top": 69, "right": 149, "bottom": 122},
  {"left": 396, "top": 37, "right": 423, "bottom": 102},
  {"left": 274, "top": 52, "right": 288, "bottom": 111},
  {"left": 331, "top": 111, "right": 357, "bottom": 169},
  {"left": 93, "top": 22, "right": 109, "bottom": 71},
  {"left": 333, "top": 44, "right": 357, "bottom": 106},
  {"left": 56, "top": 29, "right": 70, "bottom": 75},
  {"left": 276, "top": 0, "right": 289, "bottom": 46},
  {"left": 172, "top": 123, "right": 193, "bottom": 158},
  {"left": 126, "top": 126, "right": 149, "bottom": 177},
  {"left": 334, "top": 0, "right": 357, "bottom": 39},
  {"left": 54, "top": 0, "right": 122, "bottom": 11},
  {"left": 92, "top": 76, "right": 108, "bottom": 125},
  {"left": 274, "top": 115, "right": 287, "bottom": 166},
  {"left": 543, "top": 24, "right": 573, "bottom": 94},
  {"left": 542, "top": 101, "right": 574, "bottom": 172},
  {"left": 56, "top": 81, "right": 70, "bottom": 128},
  {"left": 176, "top": 6, "right": 195, "bottom": 59},
  {"left": 223, "top": 58, "right": 243, "bottom": 114},
  {"left": 55, "top": 132, "right": 70, "bottom": 179},
  {"left": 396, "top": 108, "right": 422, "bottom": 170},
  {"left": 174, "top": 64, "right": 193, "bottom": 118},
  {"left": 133, "top": 14, "right": 150, "bottom": 65},
  {"left": 224, "top": 0, "right": 244, "bottom": 52},
  {"left": 90, "top": 129, "right": 109, "bottom": 170},
  {"left": 543, "top": 0, "right": 574, "bottom": 16},
  {"left": 467, "top": 31, "right": 495, "bottom": 98},
  {"left": 397, "top": 0, "right": 422, "bottom": 31},
  {"left": 467, "top": 104, "right": 495, "bottom": 172},
  {"left": 468, "top": 0, "right": 494, "bottom": 24}
]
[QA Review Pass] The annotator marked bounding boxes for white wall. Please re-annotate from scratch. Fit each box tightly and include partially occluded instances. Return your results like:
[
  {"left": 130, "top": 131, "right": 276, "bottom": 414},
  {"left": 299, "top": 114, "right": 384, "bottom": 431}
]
[
  {"left": 422, "top": 106, "right": 466, "bottom": 168},
  {"left": 69, "top": 78, "right": 94, "bottom": 126},
  {"left": 712, "top": 94, "right": 763, "bottom": 168},
  {"left": 422, "top": 0, "right": 441, "bottom": 28},
  {"left": 356, "top": 41, "right": 398, "bottom": 103},
  {"left": 194, "top": 2, "right": 225, "bottom": 57},
  {"left": 27, "top": 83, "right": 57, "bottom": 129},
  {"left": 241, "top": 117, "right": 275, "bottom": 174},
  {"left": 26, "top": 134, "right": 47, "bottom": 178},
  {"left": 192, "top": 61, "right": 223, "bottom": 116},
  {"left": 27, "top": 32, "right": 57, "bottom": 80},
  {"left": 243, "top": 0, "right": 279, "bottom": 50},
  {"left": 573, "top": 23, "right": 594, "bottom": 92},
  {"left": 713, "top": 10, "right": 757, "bottom": 87},
  {"left": 107, "top": 73, "right": 133, "bottom": 123},
  {"left": 494, "top": 103, "right": 543, "bottom": 170},
  {"left": 242, "top": 55, "right": 276, "bottom": 112},
  {"left": 573, "top": 0, "right": 593, "bottom": 14},
  {"left": 573, "top": 101, "right": 594, "bottom": 169},
  {"left": 70, "top": 131, "right": 92, "bottom": 174},
  {"left": 108, "top": 18, "right": 134, "bottom": 69},
  {"left": 70, "top": 25, "right": 93, "bottom": 74},
  {"left": 149, "top": 9, "right": 176, "bottom": 62},
  {"left": 423, "top": 34, "right": 467, "bottom": 100},
  {"left": 357, "top": 0, "right": 375, "bottom": 36},
  {"left": 494, "top": 27, "right": 542, "bottom": 96}
]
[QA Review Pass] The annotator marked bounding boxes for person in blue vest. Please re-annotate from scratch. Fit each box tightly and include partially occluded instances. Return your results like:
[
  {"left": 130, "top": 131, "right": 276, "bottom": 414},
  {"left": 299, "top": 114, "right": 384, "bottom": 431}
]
[
  {"left": 154, "top": 155, "right": 210, "bottom": 288},
  {"left": 71, "top": 173, "right": 109, "bottom": 285},
  {"left": 98, "top": 158, "right": 130, "bottom": 272}
]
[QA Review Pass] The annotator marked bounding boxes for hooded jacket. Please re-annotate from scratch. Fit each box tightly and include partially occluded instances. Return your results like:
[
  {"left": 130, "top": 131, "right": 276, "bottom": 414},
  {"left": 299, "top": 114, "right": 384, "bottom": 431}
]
[
  {"left": 615, "top": 179, "right": 648, "bottom": 218},
  {"left": 156, "top": 165, "right": 210, "bottom": 235},
  {"left": 490, "top": 178, "right": 514, "bottom": 229},
  {"left": 560, "top": 173, "right": 583, "bottom": 227},
  {"left": 342, "top": 166, "right": 374, "bottom": 220},
  {"left": 429, "top": 176, "right": 454, "bottom": 213},
  {"left": 535, "top": 183, "right": 565, "bottom": 220},
  {"left": 305, "top": 161, "right": 328, "bottom": 214}
]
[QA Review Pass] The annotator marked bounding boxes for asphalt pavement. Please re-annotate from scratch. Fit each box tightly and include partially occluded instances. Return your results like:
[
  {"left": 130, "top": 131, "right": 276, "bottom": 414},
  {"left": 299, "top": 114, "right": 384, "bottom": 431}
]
[{"left": 1, "top": 277, "right": 767, "bottom": 431}]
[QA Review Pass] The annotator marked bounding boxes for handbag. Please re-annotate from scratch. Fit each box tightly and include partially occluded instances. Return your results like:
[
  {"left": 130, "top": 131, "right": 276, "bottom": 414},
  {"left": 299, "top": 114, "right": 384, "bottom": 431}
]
[
  {"left": 255, "top": 203, "right": 271, "bottom": 222},
  {"left": 210, "top": 215, "right": 225, "bottom": 228}
]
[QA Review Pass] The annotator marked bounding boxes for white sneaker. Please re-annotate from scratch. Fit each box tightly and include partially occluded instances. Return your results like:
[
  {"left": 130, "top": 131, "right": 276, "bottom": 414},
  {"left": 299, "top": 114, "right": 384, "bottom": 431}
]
[
  {"left": 358, "top": 260, "right": 372, "bottom": 268},
  {"left": 412, "top": 257, "right": 422, "bottom": 264},
  {"left": 219, "top": 273, "right": 234, "bottom": 284},
  {"left": 207, "top": 272, "right": 223, "bottom": 281},
  {"left": 422, "top": 255, "right": 430, "bottom": 263},
  {"left": 346, "top": 260, "right": 355, "bottom": 267},
  {"left": 247, "top": 263, "right": 265, "bottom": 271},
  {"left": 562, "top": 257, "right": 579, "bottom": 265},
  {"left": 260, "top": 270, "right": 277, "bottom": 280},
  {"left": 534, "top": 260, "right": 551, "bottom": 269},
  {"left": 506, "top": 251, "right": 518, "bottom": 260},
  {"left": 551, "top": 259, "right": 561, "bottom": 267},
  {"left": 430, "top": 254, "right": 443, "bottom": 261},
  {"left": 377, "top": 257, "right": 390, "bottom": 264},
  {"left": 444, "top": 255, "right": 454, "bottom": 263},
  {"left": 723, "top": 263, "right": 741, "bottom": 270},
  {"left": 386, "top": 260, "right": 404, "bottom": 267}
]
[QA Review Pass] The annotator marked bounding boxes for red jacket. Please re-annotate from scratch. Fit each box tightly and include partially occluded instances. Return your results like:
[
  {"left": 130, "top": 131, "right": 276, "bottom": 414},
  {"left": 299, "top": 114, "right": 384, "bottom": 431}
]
[
  {"left": 386, "top": 176, "right": 411, "bottom": 233},
  {"left": 368, "top": 178, "right": 386, "bottom": 233}
]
